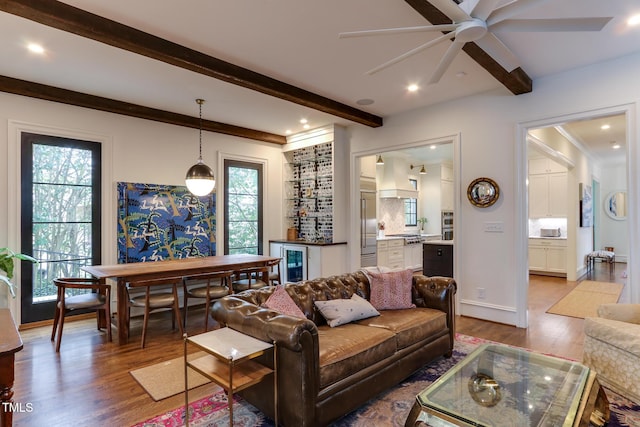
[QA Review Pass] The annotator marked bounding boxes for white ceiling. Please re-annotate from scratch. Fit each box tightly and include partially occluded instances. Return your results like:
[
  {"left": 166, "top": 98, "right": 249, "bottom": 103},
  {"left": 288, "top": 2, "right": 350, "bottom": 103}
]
[
  {"left": 1, "top": 0, "right": 640, "bottom": 143},
  {"left": 559, "top": 113, "right": 627, "bottom": 165}
]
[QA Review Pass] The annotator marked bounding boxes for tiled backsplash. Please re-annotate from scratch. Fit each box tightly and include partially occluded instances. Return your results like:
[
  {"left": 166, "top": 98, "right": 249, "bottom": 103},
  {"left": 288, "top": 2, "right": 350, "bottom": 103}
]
[
  {"left": 378, "top": 198, "right": 418, "bottom": 234},
  {"left": 528, "top": 218, "right": 567, "bottom": 238}
]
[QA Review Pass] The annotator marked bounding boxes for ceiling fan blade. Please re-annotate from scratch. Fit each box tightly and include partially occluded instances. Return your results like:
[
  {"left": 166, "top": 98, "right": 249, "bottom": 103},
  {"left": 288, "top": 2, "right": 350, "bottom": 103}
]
[
  {"left": 367, "top": 32, "right": 455, "bottom": 75},
  {"left": 428, "top": 0, "right": 471, "bottom": 23},
  {"left": 339, "top": 24, "right": 458, "bottom": 38},
  {"left": 467, "top": 0, "right": 503, "bottom": 21},
  {"left": 429, "top": 40, "right": 465, "bottom": 84},
  {"left": 490, "top": 17, "right": 613, "bottom": 33},
  {"left": 474, "top": 33, "right": 520, "bottom": 72},
  {"left": 487, "top": 0, "right": 552, "bottom": 26}
]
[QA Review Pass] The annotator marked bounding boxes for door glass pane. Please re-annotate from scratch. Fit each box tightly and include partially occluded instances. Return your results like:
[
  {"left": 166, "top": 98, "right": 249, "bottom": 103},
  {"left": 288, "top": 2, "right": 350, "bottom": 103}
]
[
  {"left": 21, "top": 132, "right": 101, "bottom": 323},
  {"left": 225, "top": 163, "right": 261, "bottom": 254},
  {"left": 285, "top": 249, "right": 304, "bottom": 282},
  {"left": 32, "top": 145, "right": 94, "bottom": 302}
]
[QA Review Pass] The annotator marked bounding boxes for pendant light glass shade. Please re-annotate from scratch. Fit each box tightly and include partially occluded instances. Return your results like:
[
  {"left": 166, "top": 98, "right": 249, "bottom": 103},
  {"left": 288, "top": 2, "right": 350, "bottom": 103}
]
[
  {"left": 185, "top": 99, "right": 215, "bottom": 196},
  {"left": 186, "top": 160, "right": 215, "bottom": 196}
]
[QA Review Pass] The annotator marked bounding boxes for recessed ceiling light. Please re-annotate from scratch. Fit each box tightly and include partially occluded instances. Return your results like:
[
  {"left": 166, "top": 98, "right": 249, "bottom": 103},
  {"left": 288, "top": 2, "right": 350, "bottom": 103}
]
[
  {"left": 407, "top": 84, "right": 419, "bottom": 92},
  {"left": 611, "top": 141, "right": 621, "bottom": 150},
  {"left": 430, "top": 145, "right": 437, "bottom": 150},
  {"left": 628, "top": 14, "right": 640, "bottom": 26},
  {"left": 27, "top": 43, "right": 45, "bottom": 54},
  {"left": 356, "top": 98, "right": 375, "bottom": 106},
  {"left": 303, "top": 124, "right": 310, "bottom": 129},
  {"left": 300, "top": 118, "right": 308, "bottom": 124},
  {"left": 600, "top": 124, "right": 610, "bottom": 130},
  {"left": 285, "top": 129, "right": 292, "bottom": 135}
]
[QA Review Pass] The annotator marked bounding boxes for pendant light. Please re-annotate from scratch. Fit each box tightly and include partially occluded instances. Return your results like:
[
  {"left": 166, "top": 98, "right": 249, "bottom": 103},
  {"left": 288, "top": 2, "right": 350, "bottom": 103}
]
[
  {"left": 185, "top": 99, "right": 215, "bottom": 196},
  {"left": 410, "top": 164, "right": 427, "bottom": 175}
]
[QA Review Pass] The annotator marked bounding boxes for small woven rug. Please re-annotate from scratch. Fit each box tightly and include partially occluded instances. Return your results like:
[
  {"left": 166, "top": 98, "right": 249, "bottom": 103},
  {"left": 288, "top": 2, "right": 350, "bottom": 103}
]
[
  {"left": 546, "top": 280, "right": 624, "bottom": 319},
  {"left": 132, "top": 334, "right": 639, "bottom": 427},
  {"left": 130, "top": 352, "right": 211, "bottom": 401}
]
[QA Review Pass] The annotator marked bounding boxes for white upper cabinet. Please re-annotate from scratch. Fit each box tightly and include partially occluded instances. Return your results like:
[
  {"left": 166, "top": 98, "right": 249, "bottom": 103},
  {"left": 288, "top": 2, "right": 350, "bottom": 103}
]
[
  {"left": 528, "top": 158, "right": 567, "bottom": 218},
  {"left": 529, "top": 157, "right": 566, "bottom": 175},
  {"left": 440, "top": 164, "right": 454, "bottom": 212}
]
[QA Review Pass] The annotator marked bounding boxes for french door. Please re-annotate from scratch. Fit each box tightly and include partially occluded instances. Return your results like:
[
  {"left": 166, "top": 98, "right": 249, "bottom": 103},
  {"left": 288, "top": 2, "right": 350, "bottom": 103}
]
[{"left": 20, "top": 133, "right": 102, "bottom": 323}]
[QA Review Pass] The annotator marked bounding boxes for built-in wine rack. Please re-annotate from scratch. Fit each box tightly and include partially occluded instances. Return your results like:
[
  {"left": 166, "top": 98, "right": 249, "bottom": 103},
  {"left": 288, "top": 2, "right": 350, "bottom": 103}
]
[{"left": 285, "top": 142, "right": 334, "bottom": 242}]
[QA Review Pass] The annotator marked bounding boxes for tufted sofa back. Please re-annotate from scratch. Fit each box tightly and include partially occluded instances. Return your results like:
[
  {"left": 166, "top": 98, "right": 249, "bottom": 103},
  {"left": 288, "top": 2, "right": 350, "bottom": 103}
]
[{"left": 231, "top": 271, "right": 371, "bottom": 326}]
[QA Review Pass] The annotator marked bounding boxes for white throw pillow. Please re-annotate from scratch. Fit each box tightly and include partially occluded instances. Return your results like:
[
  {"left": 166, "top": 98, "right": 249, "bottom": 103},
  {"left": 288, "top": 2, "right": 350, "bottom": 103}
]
[{"left": 314, "top": 294, "right": 380, "bottom": 327}]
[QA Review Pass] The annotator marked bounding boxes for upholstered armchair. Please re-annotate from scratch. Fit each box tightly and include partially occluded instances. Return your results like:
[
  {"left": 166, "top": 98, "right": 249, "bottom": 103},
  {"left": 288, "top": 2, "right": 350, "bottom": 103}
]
[{"left": 583, "top": 304, "right": 640, "bottom": 404}]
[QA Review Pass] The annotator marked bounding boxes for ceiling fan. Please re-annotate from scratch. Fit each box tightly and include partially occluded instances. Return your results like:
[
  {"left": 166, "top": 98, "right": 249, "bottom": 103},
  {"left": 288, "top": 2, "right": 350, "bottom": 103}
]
[{"left": 339, "top": 0, "right": 612, "bottom": 84}]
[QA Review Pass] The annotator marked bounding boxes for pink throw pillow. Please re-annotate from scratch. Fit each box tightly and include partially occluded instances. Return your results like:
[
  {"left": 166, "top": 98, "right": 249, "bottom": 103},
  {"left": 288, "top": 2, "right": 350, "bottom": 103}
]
[
  {"left": 263, "top": 286, "right": 306, "bottom": 319},
  {"left": 368, "top": 269, "right": 416, "bottom": 310}
]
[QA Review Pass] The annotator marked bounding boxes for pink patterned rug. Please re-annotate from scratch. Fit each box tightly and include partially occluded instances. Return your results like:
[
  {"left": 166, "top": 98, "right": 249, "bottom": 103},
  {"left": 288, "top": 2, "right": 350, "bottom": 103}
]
[{"left": 132, "top": 334, "right": 639, "bottom": 427}]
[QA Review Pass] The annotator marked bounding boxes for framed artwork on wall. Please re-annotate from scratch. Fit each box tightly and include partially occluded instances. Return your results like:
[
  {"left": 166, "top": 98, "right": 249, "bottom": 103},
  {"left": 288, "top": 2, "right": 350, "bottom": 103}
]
[
  {"left": 579, "top": 183, "right": 593, "bottom": 227},
  {"left": 116, "top": 182, "right": 216, "bottom": 263}
]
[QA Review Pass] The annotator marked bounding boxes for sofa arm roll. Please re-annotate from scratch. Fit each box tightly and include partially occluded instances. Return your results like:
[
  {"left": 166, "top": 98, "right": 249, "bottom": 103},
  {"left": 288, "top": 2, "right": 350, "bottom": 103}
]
[
  {"left": 212, "top": 296, "right": 317, "bottom": 352},
  {"left": 597, "top": 303, "right": 640, "bottom": 325},
  {"left": 585, "top": 316, "right": 640, "bottom": 357},
  {"left": 412, "top": 275, "right": 457, "bottom": 312}
]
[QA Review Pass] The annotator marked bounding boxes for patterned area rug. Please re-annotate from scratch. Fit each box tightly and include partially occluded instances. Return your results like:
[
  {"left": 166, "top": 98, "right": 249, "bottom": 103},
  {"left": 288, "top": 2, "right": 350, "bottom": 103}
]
[{"left": 132, "top": 334, "right": 640, "bottom": 427}]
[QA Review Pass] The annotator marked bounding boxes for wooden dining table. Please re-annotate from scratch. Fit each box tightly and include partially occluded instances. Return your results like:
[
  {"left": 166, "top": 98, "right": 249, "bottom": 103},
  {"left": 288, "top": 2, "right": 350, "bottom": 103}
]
[{"left": 81, "top": 254, "right": 280, "bottom": 345}]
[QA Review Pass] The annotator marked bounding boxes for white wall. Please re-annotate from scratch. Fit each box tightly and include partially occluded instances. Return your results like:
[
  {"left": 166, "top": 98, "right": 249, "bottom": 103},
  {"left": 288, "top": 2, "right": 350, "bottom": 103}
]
[
  {"left": 0, "top": 92, "right": 284, "bottom": 320},
  {"left": 599, "top": 164, "right": 628, "bottom": 260},
  {"left": 349, "top": 51, "right": 640, "bottom": 326}
]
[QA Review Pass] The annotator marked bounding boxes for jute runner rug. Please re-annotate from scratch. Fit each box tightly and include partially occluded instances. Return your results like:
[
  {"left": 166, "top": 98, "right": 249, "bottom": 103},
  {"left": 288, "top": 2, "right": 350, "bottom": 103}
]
[
  {"left": 130, "top": 351, "right": 213, "bottom": 401},
  {"left": 546, "top": 280, "right": 624, "bottom": 319}
]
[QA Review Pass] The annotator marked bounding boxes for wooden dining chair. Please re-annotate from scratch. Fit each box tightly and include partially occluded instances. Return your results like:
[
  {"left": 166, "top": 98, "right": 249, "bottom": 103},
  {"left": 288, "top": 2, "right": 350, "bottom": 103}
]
[
  {"left": 267, "top": 258, "right": 282, "bottom": 286},
  {"left": 182, "top": 270, "right": 234, "bottom": 331},
  {"left": 51, "top": 277, "right": 112, "bottom": 352},
  {"left": 231, "top": 265, "right": 270, "bottom": 292},
  {"left": 126, "top": 277, "right": 183, "bottom": 348}
]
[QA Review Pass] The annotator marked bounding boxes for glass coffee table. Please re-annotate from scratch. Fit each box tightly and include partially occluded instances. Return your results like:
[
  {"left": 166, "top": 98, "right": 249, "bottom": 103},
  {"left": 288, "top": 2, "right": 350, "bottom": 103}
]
[{"left": 405, "top": 344, "right": 609, "bottom": 427}]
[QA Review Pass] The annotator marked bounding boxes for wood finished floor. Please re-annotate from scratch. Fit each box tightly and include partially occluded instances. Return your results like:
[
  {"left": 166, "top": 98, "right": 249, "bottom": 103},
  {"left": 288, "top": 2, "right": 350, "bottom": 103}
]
[{"left": 12, "top": 262, "right": 625, "bottom": 426}]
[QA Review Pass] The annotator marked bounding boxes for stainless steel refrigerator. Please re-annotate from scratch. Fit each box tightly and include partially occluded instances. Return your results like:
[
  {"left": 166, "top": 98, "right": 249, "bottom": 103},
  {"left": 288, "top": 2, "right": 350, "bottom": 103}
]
[{"left": 360, "top": 191, "right": 377, "bottom": 267}]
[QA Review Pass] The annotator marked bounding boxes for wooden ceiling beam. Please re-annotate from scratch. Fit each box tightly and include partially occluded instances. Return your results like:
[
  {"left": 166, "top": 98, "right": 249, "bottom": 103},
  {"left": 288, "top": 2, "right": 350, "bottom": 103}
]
[
  {"left": 405, "top": 0, "right": 532, "bottom": 95},
  {"left": 0, "top": 0, "right": 383, "bottom": 128},
  {"left": 0, "top": 75, "right": 287, "bottom": 144}
]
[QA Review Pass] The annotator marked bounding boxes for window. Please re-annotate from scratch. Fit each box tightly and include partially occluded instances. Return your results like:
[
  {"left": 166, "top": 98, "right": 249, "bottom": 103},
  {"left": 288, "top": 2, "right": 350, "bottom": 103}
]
[
  {"left": 20, "top": 133, "right": 101, "bottom": 323},
  {"left": 224, "top": 160, "right": 263, "bottom": 255},
  {"left": 405, "top": 179, "right": 418, "bottom": 226}
]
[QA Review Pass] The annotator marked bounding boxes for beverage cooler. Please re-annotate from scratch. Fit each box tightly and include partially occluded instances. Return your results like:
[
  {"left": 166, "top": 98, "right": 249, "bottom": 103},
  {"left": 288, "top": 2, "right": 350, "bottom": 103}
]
[{"left": 280, "top": 244, "right": 308, "bottom": 283}]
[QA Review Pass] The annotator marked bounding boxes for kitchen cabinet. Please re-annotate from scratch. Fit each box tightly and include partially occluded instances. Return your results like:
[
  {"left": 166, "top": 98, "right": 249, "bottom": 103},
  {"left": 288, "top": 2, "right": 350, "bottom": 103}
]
[
  {"left": 440, "top": 164, "right": 454, "bottom": 212},
  {"left": 307, "top": 244, "right": 348, "bottom": 279},
  {"left": 529, "top": 172, "right": 567, "bottom": 218},
  {"left": 528, "top": 158, "right": 567, "bottom": 218},
  {"left": 528, "top": 238, "right": 566, "bottom": 275},
  {"left": 529, "top": 157, "right": 566, "bottom": 175},
  {"left": 377, "top": 238, "right": 404, "bottom": 270},
  {"left": 404, "top": 244, "right": 423, "bottom": 271},
  {"left": 360, "top": 155, "right": 377, "bottom": 180},
  {"left": 423, "top": 243, "right": 453, "bottom": 277},
  {"left": 270, "top": 241, "right": 347, "bottom": 281}
]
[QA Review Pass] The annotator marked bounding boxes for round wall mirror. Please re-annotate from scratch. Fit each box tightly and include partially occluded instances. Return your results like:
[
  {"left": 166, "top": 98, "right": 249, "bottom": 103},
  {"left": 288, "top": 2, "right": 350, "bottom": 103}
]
[
  {"left": 467, "top": 177, "right": 500, "bottom": 208},
  {"left": 604, "top": 191, "right": 627, "bottom": 220}
]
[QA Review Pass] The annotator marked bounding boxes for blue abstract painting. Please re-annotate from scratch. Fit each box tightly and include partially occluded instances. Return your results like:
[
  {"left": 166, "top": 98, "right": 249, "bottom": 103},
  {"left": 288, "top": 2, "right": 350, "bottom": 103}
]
[{"left": 117, "top": 182, "right": 216, "bottom": 263}]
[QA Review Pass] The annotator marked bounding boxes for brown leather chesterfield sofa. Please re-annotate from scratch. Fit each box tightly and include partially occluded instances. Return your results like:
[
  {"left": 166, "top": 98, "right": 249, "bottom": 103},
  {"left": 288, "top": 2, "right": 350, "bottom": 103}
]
[{"left": 211, "top": 270, "right": 457, "bottom": 426}]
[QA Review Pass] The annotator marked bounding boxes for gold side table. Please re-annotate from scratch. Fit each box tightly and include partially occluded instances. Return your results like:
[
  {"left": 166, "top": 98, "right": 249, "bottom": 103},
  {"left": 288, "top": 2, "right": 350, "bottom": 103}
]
[{"left": 184, "top": 327, "right": 277, "bottom": 427}]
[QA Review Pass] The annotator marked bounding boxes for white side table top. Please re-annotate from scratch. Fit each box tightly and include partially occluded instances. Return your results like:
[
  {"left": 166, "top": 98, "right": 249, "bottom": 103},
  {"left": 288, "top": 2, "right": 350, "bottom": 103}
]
[{"left": 187, "top": 327, "right": 272, "bottom": 360}]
